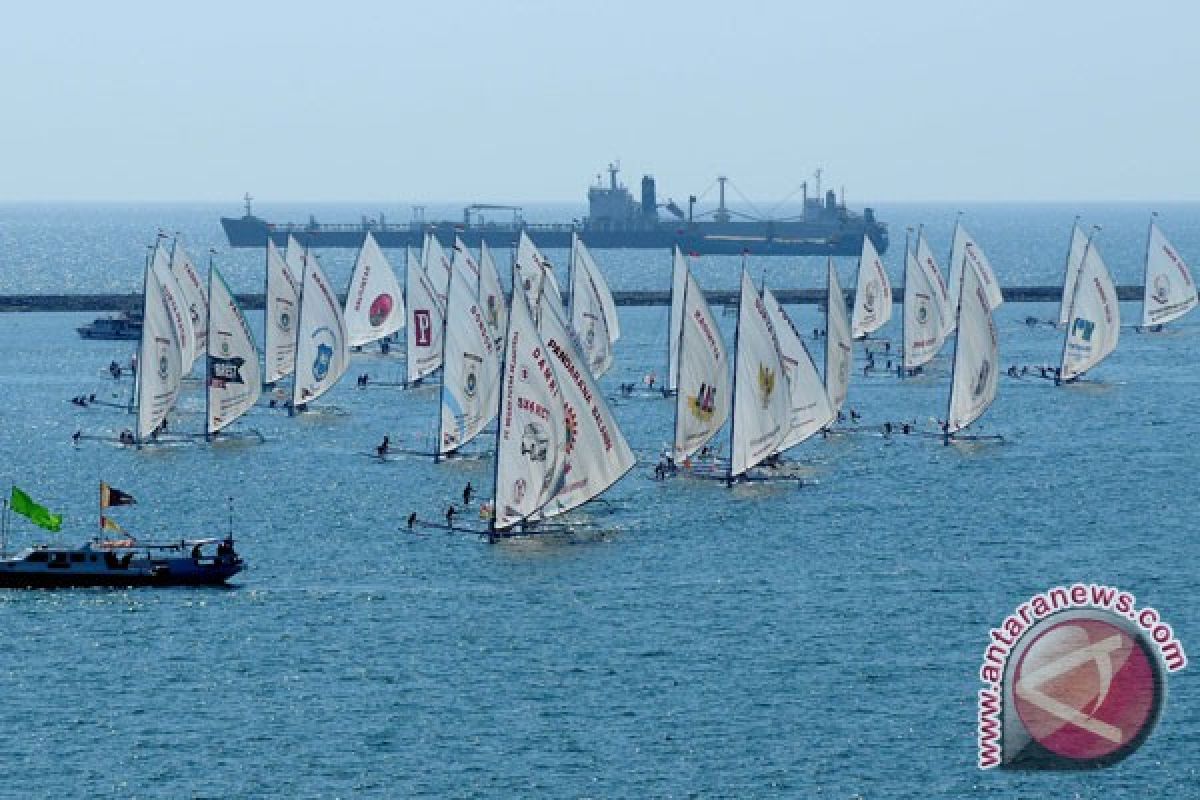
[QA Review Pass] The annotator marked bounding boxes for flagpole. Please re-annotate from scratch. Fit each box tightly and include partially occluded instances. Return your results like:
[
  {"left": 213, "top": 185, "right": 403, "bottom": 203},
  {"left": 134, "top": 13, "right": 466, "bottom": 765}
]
[{"left": 2, "top": 496, "right": 8, "bottom": 559}]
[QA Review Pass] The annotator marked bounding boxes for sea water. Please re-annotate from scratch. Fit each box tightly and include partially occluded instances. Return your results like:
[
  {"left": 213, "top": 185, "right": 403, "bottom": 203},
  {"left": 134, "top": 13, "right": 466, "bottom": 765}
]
[{"left": 0, "top": 204, "right": 1197, "bottom": 797}]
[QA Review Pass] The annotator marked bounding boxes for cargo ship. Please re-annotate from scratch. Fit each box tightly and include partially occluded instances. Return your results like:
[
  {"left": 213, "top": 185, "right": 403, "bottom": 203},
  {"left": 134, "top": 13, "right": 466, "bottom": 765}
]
[{"left": 221, "top": 164, "right": 888, "bottom": 255}]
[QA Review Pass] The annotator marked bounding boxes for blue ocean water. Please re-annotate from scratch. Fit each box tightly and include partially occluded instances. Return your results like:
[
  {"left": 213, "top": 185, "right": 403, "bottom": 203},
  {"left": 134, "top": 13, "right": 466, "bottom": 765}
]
[{"left": 0, "top": 204, "right": 1198, "bottom": 797}]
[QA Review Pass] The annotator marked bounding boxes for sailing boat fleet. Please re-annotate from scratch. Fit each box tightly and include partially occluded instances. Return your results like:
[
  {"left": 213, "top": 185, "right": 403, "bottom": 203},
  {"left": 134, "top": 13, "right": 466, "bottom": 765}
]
[{"left": 111, "top": 210, "right": 1195, "bottom": 533}]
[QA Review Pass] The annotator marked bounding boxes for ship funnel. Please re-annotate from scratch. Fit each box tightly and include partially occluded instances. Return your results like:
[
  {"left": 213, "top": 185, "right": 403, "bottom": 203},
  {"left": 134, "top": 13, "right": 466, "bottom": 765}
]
[{"left": 641, "top": 175, "right": 657, "bottom": 219}]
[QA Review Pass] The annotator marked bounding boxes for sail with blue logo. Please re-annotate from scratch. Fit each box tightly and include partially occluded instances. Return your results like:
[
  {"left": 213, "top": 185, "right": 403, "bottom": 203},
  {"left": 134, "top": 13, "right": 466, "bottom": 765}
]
[
  {"left": 291, "top": 249, "right": 349, "bottom": 407},
  {"left": 438, "top": 239, "right": 500, "bottom": 455},
  {"left": 1141, "top": 220, "right": 1197, "bottom": 328},
  {"left": 206, "top": 264, "right": 261, "bottom": 435},
  {"left": 1060, "top": 235, "right": 1119, "bottom": 382}
]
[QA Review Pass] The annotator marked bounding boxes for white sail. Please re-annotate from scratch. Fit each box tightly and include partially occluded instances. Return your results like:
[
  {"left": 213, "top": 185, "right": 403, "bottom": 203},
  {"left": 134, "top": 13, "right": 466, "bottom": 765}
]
[
  {"left": 150, "top": 244, "right": 195, "bottom": 374},
  {"left": 568, "top": 234, "right": 615, "bottom": 377},
  {"left": 264, "top": 238, "right": 301, "bottom": 385},
  {"left": 438, "top": 240, "right": 501, "bottom": 454},
  {"left": 946, "top": 258, "right": 999, "bottom": 435},
  {"left": 673, "top": 268, "right": 730, "bottom": 461},
  {"left": 1058, "top": 222, "right": 1089, "bottom": 326},
  {"left": 528, "top": 300, "right": 635, "bottom": 520},
  {"left": 406, "top": 246, "right": 444, "bottom": 384},
  {"left": 825, "top": 258, "right": 852, "bottom": 417},
  {"left": 492, "top": 287, "right": 567, "bottom": 530},
  {"left": 135, "top": 249, "right": 183, "bottom": 442},
  {"left": 1060, "top": 238, "right": 1120, "bottom": 382},
  {"left": 478, "top": 240, "right": 508, "bottom": 349},
  {"left": 730, "top": 269, "right": 791, "bottom": 477},
  {"left": 423, "top": 234, "right": 452, "bottom": 313},
  {"left": 169, "top": 240, "right": 209, "bottom": 370},
  {"left": 850, "top": 234, "right": 892, "bottom": 339},
  {"left": 285, "top": 234, "right": 307, "bottom": 287},
  {"left": 763, "top": 286, "right": 833, "bottom": 454},
  {"left": 1141, "top": 221, "right": 1198, "bottom": 327},
  {"left": 344, "top": 231, "right": 405, "bottom": 347},
  {"left": 515, "top": 230, "right": 563, "bottom": 312},
  {"left": 206, "top": 265, "right": 262, "bottom": 435},
  {"left": 667, "top": 246, "right": 688, "bottom": 391},
  {"left": 903, "top": 244, "right": 944, "bottom": 370},
  {"left": 916, "top": 228, "right": 952, "bottom": 335},
  {"left": 291, "top": 251, "right": 350, "bottom": 406},
  {"left": 947, "top": 222, "right": 1004, "bottom": 332}
]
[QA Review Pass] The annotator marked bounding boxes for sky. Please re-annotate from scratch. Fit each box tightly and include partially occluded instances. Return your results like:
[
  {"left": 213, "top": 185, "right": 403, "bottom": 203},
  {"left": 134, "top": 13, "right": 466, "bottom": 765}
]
[{"left": 2, "top": 0, "right": 1197, "bottom": 204}]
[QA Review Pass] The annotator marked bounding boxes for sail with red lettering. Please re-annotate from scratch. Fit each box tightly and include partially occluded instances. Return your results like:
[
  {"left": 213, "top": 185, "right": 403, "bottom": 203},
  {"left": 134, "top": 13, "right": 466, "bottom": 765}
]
[
  {"left": 946, "top": 221, "right": 1003, "bottom": 333},
  {"left": 1060, "top": 235, "right": 1120, "bottom": 382},
  {"left": 673, "top": 267, "right": 730, "bottom": 461},
  {"left": 343, "top": 231, "right": 405, "bottom": 348},
  {"left": 291, "top": 249, "right": 350, "bottom": 407},
  {"left": 438, "top": 239, "right": 501, "bottom": 454},
  {"left": 406, "top": 246, "right": 444, "bottom": 384},
  {"left": 169, "top": 239, "right": 208, "bottom": 371},
  {"left": 206, "top": 263, "right": 261, "bottom": 435},
  {"left": 762, "top": 285, "right": 833, "bottom": 454},
  {"left": 850, "top": 234, "right": 892, "bottom": 339},
  {"left": 568, "top": 234, "right": 617, "bottom": 378},
  {"left": 824, "top": 258, "right": 852, "bottom": 418},
  {"left": 1141, "top": 219, "right": 1197, "bottom": 328},
  {"left": 478, "top": 240, "right": 508, "bottom": 349},
  {"left": 264, "top": 238, "right": 300, "bottom": 384},
  {"left": 729, "top": 268, "right": 790, "bottom": 478},
  {"left": 492, "top": 287, "right": 567, "bottom": 531},
  {"left": 135, "top": 242, "right": 183, "bottom": 442},
  {"left": 527, "top": 298, "right": 634, "bottom": 520},
  {"left": 903, "top": 240, "right": 944, "bottom": 371}
]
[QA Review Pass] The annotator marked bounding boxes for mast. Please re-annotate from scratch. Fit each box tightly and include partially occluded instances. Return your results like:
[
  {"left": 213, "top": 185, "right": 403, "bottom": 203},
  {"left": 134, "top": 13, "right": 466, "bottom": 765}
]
[
  {"left": 824, "top": 257, "right": 833, "bottom": 395},
  {"left": 488, "top": 259, "right": 521, "bottom": 534},
  {"left": 671, "top": 263, "right": 690, "bottom": 457},
  {"left": 261, "top": 236, "right": 270, "bottom": 388},
  {"left": 434, "top": 243, "right": 455, "bottom": 462},
  {"left": 204, "top": 250, "right": 215, "bottom": 441},
  {"left": 900, "top": 227, "right": 912, "bottom": 377},
  {"left": 1057, "top": 227, "right": 1098, "bottom": 385},
  {"left": 1141, "top": 212, "right": 1158, "bottom": 328},
  {"left": 1058, "top": 215, "right": 1082, "bottom": 325},
  {"left": 726, "top": 255, "right": 747, "bottom": 485},
  {"left": 134, "top": 238, "right": 161, "bottom": 444},
  {"left": 289, "top": 240, "right": 310, "bottom": 416}
]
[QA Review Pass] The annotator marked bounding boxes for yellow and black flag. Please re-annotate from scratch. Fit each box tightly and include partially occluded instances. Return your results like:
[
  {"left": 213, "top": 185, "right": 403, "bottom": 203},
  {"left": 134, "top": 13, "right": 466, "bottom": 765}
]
[{"left": 100, "top": 482, "right": 136, "bottom": 509}]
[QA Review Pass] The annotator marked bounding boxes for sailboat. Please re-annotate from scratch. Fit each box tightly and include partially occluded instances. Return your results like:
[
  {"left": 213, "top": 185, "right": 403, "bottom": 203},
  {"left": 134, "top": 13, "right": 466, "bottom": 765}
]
[
  {"left": 478, "top": 240, "right": 508, "bottom": 350},
  {"left": 205, "top": 259, "right": 262, "bottom": 439},
  {"left": 824, "top": 259, "right": 852, "bottom": 418},
  {"left": 567, "top": 233, "right": 620, "bottom": 378},
  {"left": 1057, "top": 219, "right": 1089, "bottom": 328},
  {"left": 133, "top": 241, "right": 184, "bottom": 445},
  {"left": 850, "top": 234, "right": 892, "bottom": 340},
  {"left": 437, "top": 238, "right": 500, "bottom": 457},
  {"left": 405, "top": 245, "right": 444, "bottom": 386},
  {"left": 168, "top": 238, "right": 209, "bottom": 372},
  {"left": 915, "top": 226, "right": 952, "bottom": 343},
  {"left": 761, "top": 284, "right": 833, "bottom": 458},
  {"left": 666, "top": 246, "right": 688, "bottom": 395},
  {"left": 944, "top": 256, "right": 1001, "bottom": 443},
  {"left": 290, "top": 248, "right": 350, "bottom": 411},
  {"left": 671, "top": 261, "right": 730, "bottom": 469},
  {"left": 945, "top": 218, "right": 1004, "bottom": 333},
  {"left": 728, "top": 268, "right": 791, "bottom": 482},
  {"left": 343, "top": 231, "right": 405, "bottom": 351},
  {"left": 902, "top": 229, "right": 948, "bottom": 375},
  {"left": 1058, "top": 230, "right": 1119, "bottom": 384},
  {"left": 263, "top": 237, "right": 300, "bottom": 387},
  {"left": 1138, "top": 215, "right": 1197, "bottom": 332}
]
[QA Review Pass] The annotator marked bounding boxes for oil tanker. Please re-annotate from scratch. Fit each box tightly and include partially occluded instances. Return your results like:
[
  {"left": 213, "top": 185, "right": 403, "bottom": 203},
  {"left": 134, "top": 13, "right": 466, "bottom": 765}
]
[{"left": 221, "top": 164, "right": 888, "bottom": 255}]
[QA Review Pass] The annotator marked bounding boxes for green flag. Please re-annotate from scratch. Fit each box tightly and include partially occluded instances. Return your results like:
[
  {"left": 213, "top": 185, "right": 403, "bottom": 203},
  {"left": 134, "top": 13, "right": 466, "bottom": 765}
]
[{"left": 10, "top": 487, "right": 63, "bottom": 532}]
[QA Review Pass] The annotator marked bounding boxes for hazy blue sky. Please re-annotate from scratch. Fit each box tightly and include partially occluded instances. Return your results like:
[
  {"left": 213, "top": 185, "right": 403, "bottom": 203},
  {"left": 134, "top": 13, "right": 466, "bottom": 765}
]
[{"left": 3, "top": 0, "right": 1196, "bottom": 203}]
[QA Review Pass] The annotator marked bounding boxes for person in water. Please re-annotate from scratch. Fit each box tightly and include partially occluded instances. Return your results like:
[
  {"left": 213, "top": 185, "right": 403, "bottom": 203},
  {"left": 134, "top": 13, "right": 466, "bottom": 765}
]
[
  {"left": 72, "top": 430, "right": 82, "bottom": 445},
  {"left": 377, "top": 436, "right": 390, "bottom": 456},
  {"left": 463, "top": 482, "right": 474, "bottom": 505},
  {"left": 407, "top": 512, "right": 417, "bottom": 530},
  {"left": 445, "top": 505, "right": 456, "bottom": 526}
]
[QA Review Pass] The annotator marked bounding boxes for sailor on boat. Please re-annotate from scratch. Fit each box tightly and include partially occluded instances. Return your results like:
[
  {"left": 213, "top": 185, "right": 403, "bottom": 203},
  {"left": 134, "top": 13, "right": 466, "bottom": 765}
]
[{"left": 376, "top": 436, "right": 390, "bottom": 456}]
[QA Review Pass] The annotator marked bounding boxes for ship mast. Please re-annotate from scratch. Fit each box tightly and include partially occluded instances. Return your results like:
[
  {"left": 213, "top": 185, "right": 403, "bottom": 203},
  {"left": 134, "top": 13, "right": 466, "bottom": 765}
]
[{"left": 715, "top": 176, "right": 730, "bottom": 224}]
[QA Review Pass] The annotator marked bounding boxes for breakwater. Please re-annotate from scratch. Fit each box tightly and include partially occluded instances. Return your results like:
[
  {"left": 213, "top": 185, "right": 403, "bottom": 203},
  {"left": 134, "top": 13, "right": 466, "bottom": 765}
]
[{"left": 0, "top": 285, "right": 1142, "bottom": 313}]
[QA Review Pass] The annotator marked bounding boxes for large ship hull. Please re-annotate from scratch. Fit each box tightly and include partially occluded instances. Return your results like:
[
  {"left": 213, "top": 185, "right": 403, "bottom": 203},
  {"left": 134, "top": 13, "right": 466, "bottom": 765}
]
[{"left": 221, "top": 215, "right": 888, "bottom": 256}]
